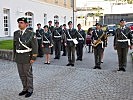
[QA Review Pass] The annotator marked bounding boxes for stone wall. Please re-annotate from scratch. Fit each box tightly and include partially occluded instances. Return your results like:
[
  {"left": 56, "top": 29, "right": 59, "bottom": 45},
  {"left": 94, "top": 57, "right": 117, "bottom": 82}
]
[{"left": 0, "top": 49, "right": 13, "bottom": 61}]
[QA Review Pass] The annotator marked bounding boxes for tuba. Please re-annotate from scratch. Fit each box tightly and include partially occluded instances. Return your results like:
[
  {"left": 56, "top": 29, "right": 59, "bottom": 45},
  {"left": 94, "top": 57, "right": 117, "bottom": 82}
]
[{"left": 92, "top": 33, "right": 105, "bottom": 47}]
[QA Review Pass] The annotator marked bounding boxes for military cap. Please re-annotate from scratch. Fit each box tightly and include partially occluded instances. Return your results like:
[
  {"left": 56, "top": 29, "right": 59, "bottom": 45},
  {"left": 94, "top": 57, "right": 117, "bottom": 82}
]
[
  {"left": 37, "top": 23, "right": 41, "bottom": 26},
  {"left": 68, "top": 21, "right": 72, "bottom": 25},
  {"left": 55, "top": 21, "right": 59, "bottom": 24},
  {"left": 48, "top": 21, "right": 52, "bottom": 23},
  {"left": 43, "top": 25, "right": 48, "bottom": 28},
  {"left": 95, "top": 23, "right": 101, "bottom": 26},
  {"left": 120, "top": 18, "right": 125, "bottom": 22},
  {"left": 63, "top": 24, "right": 66, "bottom": 26},
  {"left": 17, "top": 17, "right": 28, "bottom": 23}
]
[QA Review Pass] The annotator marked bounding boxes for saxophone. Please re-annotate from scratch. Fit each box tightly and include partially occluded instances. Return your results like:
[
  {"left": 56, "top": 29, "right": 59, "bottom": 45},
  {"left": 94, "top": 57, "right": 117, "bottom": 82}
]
[{"left": 92, "top": 32, "right": 105, "bottom": 47}]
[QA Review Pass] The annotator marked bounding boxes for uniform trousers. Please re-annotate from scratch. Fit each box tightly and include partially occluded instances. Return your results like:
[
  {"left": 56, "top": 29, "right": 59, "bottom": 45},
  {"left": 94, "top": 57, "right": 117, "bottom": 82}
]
[
  {"left": 117, "top": 47, "right": 128, "bottom": 68},
  {"left": 67, "top": 46, "right": 76, "bottom": 64},
  {"left": 17, "top": 63, "right": 33, "bottom": 92}
]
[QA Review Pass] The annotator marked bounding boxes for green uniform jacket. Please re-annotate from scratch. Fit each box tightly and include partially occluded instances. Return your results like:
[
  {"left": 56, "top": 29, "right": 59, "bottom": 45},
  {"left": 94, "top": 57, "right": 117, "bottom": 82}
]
[
  {"left": 13, "top": 29, "right": 38, "bottom": 64},
  {"left": 114, "top": 27, "right": 133, "bottom": 48}
]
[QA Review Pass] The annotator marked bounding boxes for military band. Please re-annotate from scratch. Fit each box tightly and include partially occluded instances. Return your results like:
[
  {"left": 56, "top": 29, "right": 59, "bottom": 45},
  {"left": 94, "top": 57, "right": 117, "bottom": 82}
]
[{"left": 12, "top": 17, "right": 133, "bottom": 98}]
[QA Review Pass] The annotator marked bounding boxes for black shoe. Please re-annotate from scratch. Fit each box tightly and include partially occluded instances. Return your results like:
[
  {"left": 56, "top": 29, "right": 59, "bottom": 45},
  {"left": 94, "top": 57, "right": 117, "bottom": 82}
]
[
  {"left": 66, "top": 63, "right": 71, "bottom": 66},
  {"left": 25, "top": 92, "right": 33, "bottom": 98},
  {"left": 62, "top": 54, "right": 66, "bottom": 56},
  {"left": 54, "top": 57, "right": 58, "bottom": 59},
  {"left": 97, "top": 66, "right": 101, "bottom": 69},
  {"left": 19, "top": 90, "right": 28, "bottom": 96},
  {"left": 79, "top": 59, "right": 82, "bottom": 61},
  {"left": 118, "top": 68, "right": 126, "bottom": 72},
  {"left": 44, "top": 62, "right": 48, "bottom": 64},
  {"left": 93, "top": 66, "right": 98, "bottom": 69},
  {"left": 122, "top": 68, "right": 126, "bottom": 72},
  {"left": 101, "top": 61, "right": 103, "bottom": 63},
  {"left": 76, "top": 59, "right": 79, "bottom": 61},
  {"left": 71, "top": 64, "right": 74, "bottom": 66},
  {"left": 47, "top": 62, "right": 50, "bottom": 64}
]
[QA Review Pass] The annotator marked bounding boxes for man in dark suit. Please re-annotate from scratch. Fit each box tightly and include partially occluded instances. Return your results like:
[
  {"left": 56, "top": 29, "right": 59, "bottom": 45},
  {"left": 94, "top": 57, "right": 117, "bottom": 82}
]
[{"left": 13, "top": 17, "right": 38, "bottom": 98}]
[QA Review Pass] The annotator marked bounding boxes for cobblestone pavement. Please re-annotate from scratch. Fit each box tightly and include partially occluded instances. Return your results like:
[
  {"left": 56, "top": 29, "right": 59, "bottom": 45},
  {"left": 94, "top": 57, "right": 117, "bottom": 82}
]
[{"left": 0, "top": 36, "right": 133, "bottom": 100}]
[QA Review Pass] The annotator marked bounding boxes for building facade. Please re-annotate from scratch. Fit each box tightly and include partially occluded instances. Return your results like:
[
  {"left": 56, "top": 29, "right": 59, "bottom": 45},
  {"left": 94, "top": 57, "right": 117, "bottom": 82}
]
[{"left": 0, "top": 0, "right": 76, "bottom": 37}]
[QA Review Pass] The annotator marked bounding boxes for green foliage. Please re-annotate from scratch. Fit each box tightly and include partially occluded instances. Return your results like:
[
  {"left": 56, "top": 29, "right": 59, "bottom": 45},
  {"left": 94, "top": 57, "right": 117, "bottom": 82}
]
[{"left": 0, "top": 40, "right": 13, "bottom": 50}]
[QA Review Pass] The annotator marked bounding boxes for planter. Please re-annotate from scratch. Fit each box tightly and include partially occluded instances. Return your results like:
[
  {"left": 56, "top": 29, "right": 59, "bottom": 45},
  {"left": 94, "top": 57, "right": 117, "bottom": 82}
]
[{"left": 0, "top": 49, "right": 13, "bottom": 61}]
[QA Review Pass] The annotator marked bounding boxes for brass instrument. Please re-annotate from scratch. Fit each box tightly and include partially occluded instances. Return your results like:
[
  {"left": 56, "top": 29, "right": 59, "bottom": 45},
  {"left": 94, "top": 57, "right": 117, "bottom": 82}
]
[{"left": 92, "top": 33, "right": 105, "bottom": 47}]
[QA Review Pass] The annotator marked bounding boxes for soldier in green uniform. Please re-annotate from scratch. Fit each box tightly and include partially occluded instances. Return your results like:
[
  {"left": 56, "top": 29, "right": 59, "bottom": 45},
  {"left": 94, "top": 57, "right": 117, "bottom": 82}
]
[
  {"left": 48, "top": 21, "right": 54, "bottom": 55},
  {"left": 13, "top": 17, "right": 38, "bottom": 98},
  {"left": 114, "top": 19, "right": 133, "bottom": 72},
  {"left": 76, "top": 24, "right": 86, "bottom": 61},
  {"left": 36, "top": 23, "right": 44, "bottom": 57},
  {"left": 91, "top": 23, "right": 106, "bottom": 69},
  {"left": 65, "top": 21, "right": 79, "bottom": 66},
  {"left": 53, "top": 21, "right": 63, "bottom": 59},
  {"left": 42, "top": 25, "right": 53, "bottom": 64},
  {"left": 62, "top": 24, "right": 67, "bottom": 56}
]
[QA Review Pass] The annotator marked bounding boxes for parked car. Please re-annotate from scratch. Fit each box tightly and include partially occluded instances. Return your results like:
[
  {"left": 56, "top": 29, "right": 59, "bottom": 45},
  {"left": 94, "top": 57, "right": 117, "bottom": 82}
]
[
  {"left": 106, "top": 24, "right": 117, "bottom": 36},
  {"left": 125, "top": 22, "right": 133, "bottom": 31}
]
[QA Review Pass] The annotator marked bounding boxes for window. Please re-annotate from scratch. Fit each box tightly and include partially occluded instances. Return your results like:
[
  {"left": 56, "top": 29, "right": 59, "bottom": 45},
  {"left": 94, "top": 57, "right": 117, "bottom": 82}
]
[
  {"left": 64, "top": 16, "right": 66, "bottom": 24},
  {"left": 55, "top": 0, "right": 58, "bottom": 3},
  {"left": 70, "top": 0, "right": 73, "bottom": 7},
  {"left": 54, "top": 15, "right": 59, "bottom": 24},
  {"left": 25, "top": 12, "right": 34, "bottom": 28},
  {"left": 71, "top": 17, "right": 73, "bottom": 21},
  {"left": 3, "top": 8, "right": 10, "bottom": 36},
  {"left": 64, "top": 0, "right": 66, "bottom": 6},
  {"left": 44, "top": 14, "right": 47, "bottom": 25}
]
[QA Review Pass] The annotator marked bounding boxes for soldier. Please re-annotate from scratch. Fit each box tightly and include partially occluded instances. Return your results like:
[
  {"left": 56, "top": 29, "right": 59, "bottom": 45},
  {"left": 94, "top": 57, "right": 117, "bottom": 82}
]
[
  {"left": 42, "top": 25, "right": 53, "bottom": 64},
  {"left": 76, "top": 24, "right": 86, "bottom": 61},
  {"left": 62, "top": 24, "right": 67, "bottom": 56},
  {"left": 48, "top": 21, "right": 54, "bottom": 55},
  {"left": 91, "top": 23, "right": 106, "bottom": 69},
  {"left": 65, "top": 21, "right": 79, "bottom": 66},
  {"left": 36, "top": 23, "right": 44, "bottom": 57},
  {"left": 53, "top": 21, "right": 63, "bottom": 59},
  {"left": 13, "top": 17, "right": 38, "bottom": 98},
  {"left": 114, "top": 19, "right": 133, "bottom": 72}
]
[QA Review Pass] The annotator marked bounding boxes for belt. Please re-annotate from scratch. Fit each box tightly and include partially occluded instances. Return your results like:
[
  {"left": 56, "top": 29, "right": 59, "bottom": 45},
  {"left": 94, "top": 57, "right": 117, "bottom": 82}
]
[
  {"left": 54, "top": 36, "right": 61, "bottom": 38},
  {"left": 79, "top": 38, "right": 84, "bottom": 40},
  {"left": 16, "top": 49, "right": 32, "bottom": 53},
  {"left": 117, "top": 39, "right": 128, "bottom": 42},
  {"left": 67, "top": 38, "right": 76, "bottom": 41},
  {"left": 43, "top": 41, "right": 50, "bottom": 43},
  {"left": 37, "top": 37, "right": 42, "bottom": 39}
]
